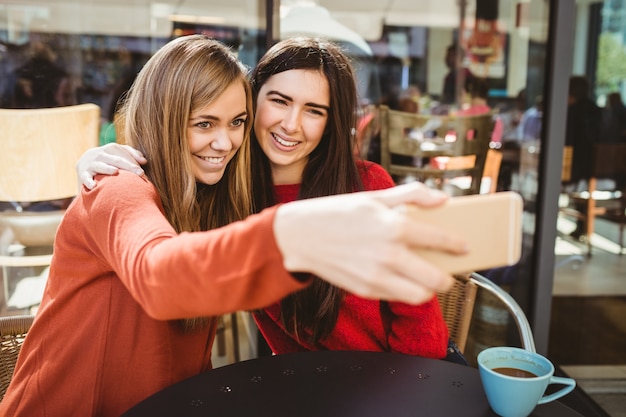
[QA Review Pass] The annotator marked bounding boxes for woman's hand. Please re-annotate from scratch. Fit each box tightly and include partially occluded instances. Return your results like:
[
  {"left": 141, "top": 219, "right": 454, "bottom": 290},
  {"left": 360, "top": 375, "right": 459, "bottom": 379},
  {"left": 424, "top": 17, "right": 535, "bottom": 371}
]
[
  {"left": 273, "top": 182, "right": 469, "bottom": 305},
  {"left": 77, "top": 143, "right": 147, "bottom": 190}
]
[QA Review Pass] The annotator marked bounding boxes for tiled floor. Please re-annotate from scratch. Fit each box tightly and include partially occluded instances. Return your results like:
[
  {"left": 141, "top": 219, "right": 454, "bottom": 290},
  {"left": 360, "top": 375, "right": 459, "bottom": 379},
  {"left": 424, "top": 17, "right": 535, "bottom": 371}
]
[
  {"left": 552, "top": 215, "right": 625, "bottom": 417},
  {"left": 560, "top": 365, "right": 626, "bottom": 417},
  {"left": 554, "top": 217, "right": 626, "bottom": 297}
]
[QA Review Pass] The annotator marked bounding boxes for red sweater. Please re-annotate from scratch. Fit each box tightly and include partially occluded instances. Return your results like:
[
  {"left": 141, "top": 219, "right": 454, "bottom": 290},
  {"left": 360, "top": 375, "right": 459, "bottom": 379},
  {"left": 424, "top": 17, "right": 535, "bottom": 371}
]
[
  {"left": 253, "top": 161, "right": 449, "bottom": 358},
  {"left": 0, "top": 171, "right": 307, "bottom": 417}
]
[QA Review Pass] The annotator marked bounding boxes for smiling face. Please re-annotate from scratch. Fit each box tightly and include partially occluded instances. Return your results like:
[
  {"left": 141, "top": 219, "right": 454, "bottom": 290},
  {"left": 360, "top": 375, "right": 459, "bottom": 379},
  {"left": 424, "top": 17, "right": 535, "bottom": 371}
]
[
  {"left": 253, "top": 69, "right": 330, "bottom": 185},
  {"left": 187, "top": 81, "right": 248, "bottom": 185}
]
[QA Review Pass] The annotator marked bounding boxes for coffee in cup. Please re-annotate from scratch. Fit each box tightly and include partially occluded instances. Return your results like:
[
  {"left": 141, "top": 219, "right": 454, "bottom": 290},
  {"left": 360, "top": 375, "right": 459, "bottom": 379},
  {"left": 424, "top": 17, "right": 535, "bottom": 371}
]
[
  {"left": 492, "top": 367, "right": 537, "bottom": 378},
  {"left": 478, "top": 346, "right": 576, "bottom": 417}
]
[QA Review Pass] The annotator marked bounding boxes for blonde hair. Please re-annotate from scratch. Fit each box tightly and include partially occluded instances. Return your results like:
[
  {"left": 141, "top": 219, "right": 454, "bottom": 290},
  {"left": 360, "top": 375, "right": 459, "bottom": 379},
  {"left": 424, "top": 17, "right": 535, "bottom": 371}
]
[
  {"left": 117, "top": 35, "right": 253, "bottom": 234},
  {"left": 116, "top": 35, "right": 254, "bottom": 331}
]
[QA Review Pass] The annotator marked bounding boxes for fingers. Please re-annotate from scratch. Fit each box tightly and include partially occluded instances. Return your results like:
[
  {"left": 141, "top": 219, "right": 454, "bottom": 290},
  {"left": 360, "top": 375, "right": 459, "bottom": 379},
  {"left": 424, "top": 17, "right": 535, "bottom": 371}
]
[
  {"left": 389, "top": 245, "right": 456, "bottom": 293},
  {"left": 355, "top": 272, "right": 439, "bottom": 305},
  {"left": 75, "top": 144, "right": 145, "bottom": 190},
  {"left": 101, "top": 154, "right": 144, "bottom": 176},
  {"left": 79, "top": 171, "right": 97, "bottom": 190},
  {"left": 79, "top": 162, "right": 119, "bottom": 189},
  {"left": 99, "top": 144, "right": 145, "bottom": 175},
  {"left": 120, "top": 144, "right": 148, "bottom": 165},
  {"left": 370, "top": 182, "right": 449, "bottom": 208},
  {"left": 90, "top": 161, "right": 120, "bottom": 176},
  {"left": 389, "top": 197, "right": 469, "bottom": 256},
  {"left": 341, "top": 247, "right": 452, "bottom": 303},
  {"left": 402, "top": 219, "right": 469, "bottom": 255}
]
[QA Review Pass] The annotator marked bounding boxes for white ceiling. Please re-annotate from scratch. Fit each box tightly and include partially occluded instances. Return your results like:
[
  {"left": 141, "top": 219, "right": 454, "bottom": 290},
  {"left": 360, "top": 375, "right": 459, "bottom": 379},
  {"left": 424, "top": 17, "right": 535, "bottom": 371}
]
[{"left": 0, "top": 0, "right": 552, "bottom": 41}]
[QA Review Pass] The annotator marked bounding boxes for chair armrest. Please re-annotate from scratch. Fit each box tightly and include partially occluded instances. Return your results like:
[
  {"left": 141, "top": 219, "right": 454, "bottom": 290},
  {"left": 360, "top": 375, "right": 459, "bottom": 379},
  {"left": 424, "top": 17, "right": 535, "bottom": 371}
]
[{"left": 468, "top": 272, "right": 536, "bottom": 353}]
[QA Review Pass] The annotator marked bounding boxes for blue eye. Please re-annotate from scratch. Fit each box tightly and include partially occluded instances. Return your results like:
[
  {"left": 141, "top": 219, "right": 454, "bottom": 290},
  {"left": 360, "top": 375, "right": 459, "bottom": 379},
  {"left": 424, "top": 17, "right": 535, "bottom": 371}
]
[{"left": 232, "top": 118, "right": 246, "bottom": 127}]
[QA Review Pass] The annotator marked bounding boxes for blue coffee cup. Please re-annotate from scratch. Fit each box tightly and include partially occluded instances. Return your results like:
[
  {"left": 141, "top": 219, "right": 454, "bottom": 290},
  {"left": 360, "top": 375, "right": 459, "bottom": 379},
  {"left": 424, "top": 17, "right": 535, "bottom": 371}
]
[{"left": 478, "top": 346, "right": 576, "bottom": 417}]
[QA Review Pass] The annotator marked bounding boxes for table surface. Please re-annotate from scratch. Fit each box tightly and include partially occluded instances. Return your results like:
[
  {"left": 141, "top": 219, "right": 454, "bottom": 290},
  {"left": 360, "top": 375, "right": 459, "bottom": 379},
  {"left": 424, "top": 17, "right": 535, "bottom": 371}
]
[{"left": 122, "top": 350, "right": 583, "bottom": 417}]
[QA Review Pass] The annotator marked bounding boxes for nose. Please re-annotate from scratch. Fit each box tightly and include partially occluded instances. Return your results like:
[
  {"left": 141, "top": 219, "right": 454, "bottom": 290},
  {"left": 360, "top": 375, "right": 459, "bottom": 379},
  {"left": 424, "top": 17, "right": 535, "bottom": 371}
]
[
  {"left": 280, "top": 108, "right": 300, "bottom": 134},
  {"left": 210, "top": 128, "right": 232, "bottom": 152}
]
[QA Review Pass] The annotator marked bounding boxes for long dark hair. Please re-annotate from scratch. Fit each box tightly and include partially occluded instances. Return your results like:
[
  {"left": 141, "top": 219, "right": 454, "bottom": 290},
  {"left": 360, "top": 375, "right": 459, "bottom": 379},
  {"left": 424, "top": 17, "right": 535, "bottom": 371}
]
[{"left": 249, "top": 37, "right": 364, "bottom": 342}]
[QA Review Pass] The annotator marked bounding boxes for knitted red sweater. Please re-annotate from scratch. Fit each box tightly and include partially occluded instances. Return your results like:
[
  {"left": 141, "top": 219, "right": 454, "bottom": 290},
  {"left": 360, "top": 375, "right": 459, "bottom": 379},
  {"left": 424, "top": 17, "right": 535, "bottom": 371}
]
[{"left": 253, "top": 161, "right": 449, "bottom": 358}]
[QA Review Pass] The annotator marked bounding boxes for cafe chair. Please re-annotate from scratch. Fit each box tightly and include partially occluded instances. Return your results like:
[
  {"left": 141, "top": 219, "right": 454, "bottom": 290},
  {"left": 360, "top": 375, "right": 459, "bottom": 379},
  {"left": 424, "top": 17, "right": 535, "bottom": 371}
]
[
  {"left": 379, "top": 105, "right": 495, "bottom": 195},
  {"left": 438, "top": 273, "right": 536, "bottom": 356},
  {"left": 559, "top": 143, "right": 626, "bottom": 256},
  {"left": 482, "top": 149, "right": 503, "bottom": 194},
  {"left": 0, "top": 104, "right": 100, "bottom": 307},
  {"left": 437, "top": 274, "right": 477, "bottom": 353},
  {"left": 0, "top": 314, "right": 35, "bottom": 401},
  {"left": 354, "top": 105, "right": 378, "bottom": 160},
  {"left": 599, "top": 191, "right": 626, "bottom": 253}
]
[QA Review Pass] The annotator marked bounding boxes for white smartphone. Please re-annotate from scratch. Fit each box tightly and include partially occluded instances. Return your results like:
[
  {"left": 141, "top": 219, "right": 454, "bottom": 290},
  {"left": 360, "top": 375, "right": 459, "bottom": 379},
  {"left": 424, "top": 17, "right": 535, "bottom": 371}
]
[{"left": 396, "top": 191, "right": 523, "bottom": 274}]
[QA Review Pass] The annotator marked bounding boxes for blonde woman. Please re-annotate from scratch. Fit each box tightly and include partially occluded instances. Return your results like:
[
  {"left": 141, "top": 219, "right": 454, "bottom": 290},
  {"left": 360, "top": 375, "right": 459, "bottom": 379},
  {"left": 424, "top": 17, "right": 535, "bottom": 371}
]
[{"left": 2, "top": 35, "right": 467, "bottom": 417}]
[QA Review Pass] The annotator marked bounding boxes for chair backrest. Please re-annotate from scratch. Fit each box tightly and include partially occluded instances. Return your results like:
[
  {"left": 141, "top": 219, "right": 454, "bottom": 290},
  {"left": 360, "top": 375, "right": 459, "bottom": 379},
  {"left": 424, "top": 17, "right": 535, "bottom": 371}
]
[
  {"left": 482, "top": 149, "right": 503, "bottom": 194},
  {"left": 379, "top": 105, "right": 495, "bottom": 195},
  {"left": 562, "top": 143, "right": 626, "bottom": 185},
  {"left": 437, "top": 275, "right": 478, "bottom": 353},
  {"left": 0, "top": 314, "right": 35, "bottom": 400},
  {"left": 561, "top": 145, "right": 573, "bottom": 183},
  {"left": 591, "top": 143, "right": 626, "bottom": 181},
  {"left": 0, "top": 104, "right": 100, "bottom": 202}
]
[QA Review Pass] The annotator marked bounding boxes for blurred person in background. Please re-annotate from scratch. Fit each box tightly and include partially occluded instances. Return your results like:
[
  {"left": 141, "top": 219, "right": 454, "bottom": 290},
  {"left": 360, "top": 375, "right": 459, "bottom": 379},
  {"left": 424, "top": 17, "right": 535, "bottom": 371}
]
[
  {"left": 440, "top": 43, "right": 476, "bottom": 106},
  {"left": 565, "top": 75, "right": 602, "bottom": 239},
  {"left": 600, "top": 91, "right": 626, "bottom": 143},
  {"left": 13, "top": 40, "right": 74, "bottom": 108}
]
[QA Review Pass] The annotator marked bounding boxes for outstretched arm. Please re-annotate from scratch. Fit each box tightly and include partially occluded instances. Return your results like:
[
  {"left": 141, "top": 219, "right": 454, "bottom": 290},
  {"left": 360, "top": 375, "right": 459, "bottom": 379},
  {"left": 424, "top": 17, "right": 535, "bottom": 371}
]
[
  {"left": 84, "top": 174, "right": 467, "bottom": 318},
  {"left": 77, "top": 147, "right": 468, "bottom": 307},
  {"left": 76, "top": 143, "right": 146, "bottom": 189},
  {"left": 274, "top": 181, "right": 468, "bottom": 305}
]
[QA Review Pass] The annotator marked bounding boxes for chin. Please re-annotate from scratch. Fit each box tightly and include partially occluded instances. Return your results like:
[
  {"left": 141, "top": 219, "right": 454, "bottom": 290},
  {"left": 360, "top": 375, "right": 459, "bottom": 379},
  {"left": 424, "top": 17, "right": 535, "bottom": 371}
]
[
  {"left": 206, "top": 176, "right": 224, "bottom": 185},
  {"left": 197, "top": 172, "right": 225, "bottom": 186}
]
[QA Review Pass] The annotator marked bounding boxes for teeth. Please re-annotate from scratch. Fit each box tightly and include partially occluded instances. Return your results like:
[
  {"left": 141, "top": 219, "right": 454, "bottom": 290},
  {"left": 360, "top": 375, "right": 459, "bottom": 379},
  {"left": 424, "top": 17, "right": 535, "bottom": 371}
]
[
  {"left": 273, "top": 133, "right": 298, "bottom": 147},
  {"left": 199, "top": 156, "right": 224, "bottom": 163}
]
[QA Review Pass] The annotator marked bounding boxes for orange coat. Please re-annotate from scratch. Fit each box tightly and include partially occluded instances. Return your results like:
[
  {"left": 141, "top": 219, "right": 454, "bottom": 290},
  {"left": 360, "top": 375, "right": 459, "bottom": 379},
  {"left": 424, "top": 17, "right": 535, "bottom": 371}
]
[{"left": 0, "top": 171, "right": 307, "bottom": 417}]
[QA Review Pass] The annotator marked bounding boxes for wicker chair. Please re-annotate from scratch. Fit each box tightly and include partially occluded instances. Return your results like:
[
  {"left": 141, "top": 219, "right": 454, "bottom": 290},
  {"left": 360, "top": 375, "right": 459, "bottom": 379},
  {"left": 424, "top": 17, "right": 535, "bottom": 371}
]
[
  {"left": 437, "top": 273, "right": 536, "bottom": 355},
  {"left": 0, "top": 314, "right": 35, "bottom": 401},
  {"left": 437, "top": 275, "right": 477, "bottom": 353}
]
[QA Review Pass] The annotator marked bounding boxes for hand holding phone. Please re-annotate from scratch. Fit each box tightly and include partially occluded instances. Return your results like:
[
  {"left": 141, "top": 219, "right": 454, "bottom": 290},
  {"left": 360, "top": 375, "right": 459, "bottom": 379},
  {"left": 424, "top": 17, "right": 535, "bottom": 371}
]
[{"left": 396, "top": 191, "right": 523, "bottom": 274}]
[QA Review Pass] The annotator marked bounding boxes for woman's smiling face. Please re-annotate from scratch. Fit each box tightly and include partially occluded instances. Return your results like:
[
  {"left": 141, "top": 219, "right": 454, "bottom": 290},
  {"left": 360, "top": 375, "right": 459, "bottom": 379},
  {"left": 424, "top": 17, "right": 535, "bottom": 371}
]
[
  {"left": 253, "top": 69, "right": 330, "bottom": 185},
  {"left": 187, "top": 81, "right": 248, "bottom": 185}
]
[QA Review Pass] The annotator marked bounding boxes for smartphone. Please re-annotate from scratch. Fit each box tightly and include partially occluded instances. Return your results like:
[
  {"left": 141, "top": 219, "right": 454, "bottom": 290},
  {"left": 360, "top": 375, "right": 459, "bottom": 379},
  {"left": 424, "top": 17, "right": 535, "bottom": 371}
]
[{"left": 396, "top": 191, "right": 523, "bottom": 274}]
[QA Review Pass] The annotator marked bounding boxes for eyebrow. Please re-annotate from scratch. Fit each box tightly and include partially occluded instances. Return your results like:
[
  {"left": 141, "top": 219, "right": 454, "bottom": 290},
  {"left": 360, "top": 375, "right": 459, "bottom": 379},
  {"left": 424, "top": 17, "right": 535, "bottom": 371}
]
[
  {"left": 266, "top": 90, "right": 330, "bottom": 112},
  {"left": 191, "top": 110, "right": 248, "bottom": 121}
]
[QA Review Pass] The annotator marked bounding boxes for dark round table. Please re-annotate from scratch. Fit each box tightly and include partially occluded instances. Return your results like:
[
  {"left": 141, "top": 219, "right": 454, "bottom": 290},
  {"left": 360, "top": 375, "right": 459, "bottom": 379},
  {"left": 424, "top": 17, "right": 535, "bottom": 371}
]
[{"left": 122, "top": 350, "right": 583, "bottom": 417}]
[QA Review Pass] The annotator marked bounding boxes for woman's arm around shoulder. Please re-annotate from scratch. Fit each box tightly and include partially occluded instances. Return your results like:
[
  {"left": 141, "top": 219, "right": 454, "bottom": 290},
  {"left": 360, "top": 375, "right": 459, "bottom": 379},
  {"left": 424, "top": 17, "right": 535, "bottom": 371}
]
[{"left": 76, "top": 143, "right": 146, "bottom": 189}]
